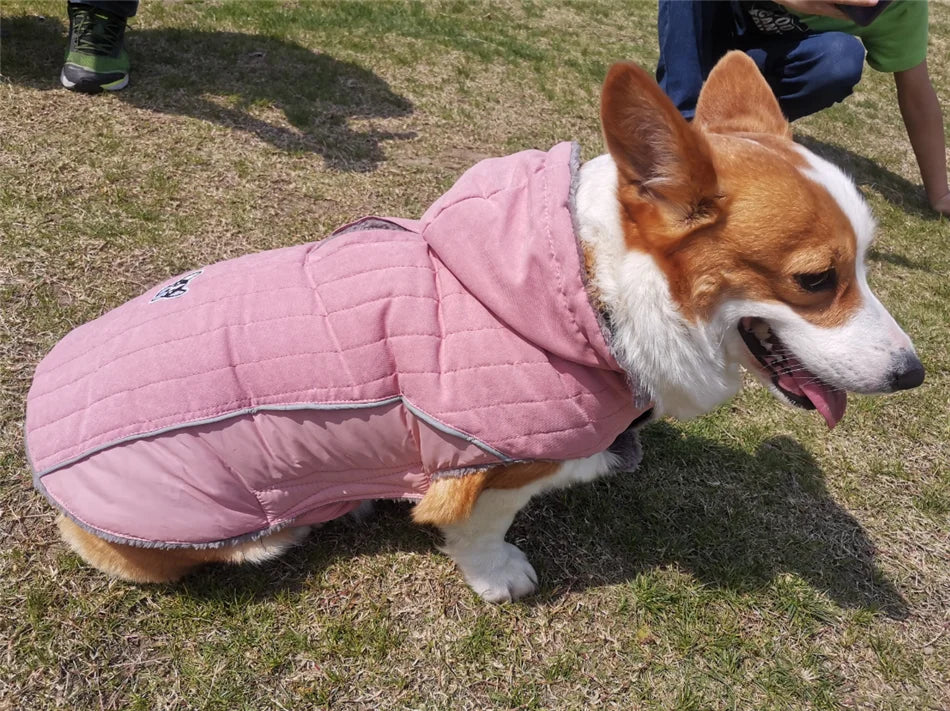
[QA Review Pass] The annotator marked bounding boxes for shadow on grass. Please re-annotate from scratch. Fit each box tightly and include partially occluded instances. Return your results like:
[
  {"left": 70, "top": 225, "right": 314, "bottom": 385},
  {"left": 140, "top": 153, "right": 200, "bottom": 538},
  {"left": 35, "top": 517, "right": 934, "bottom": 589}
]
[
  {"left": 522, "top": 421, "right": 909, "bottom": 618},
  {"left": 1, "top": 14, "right": 414, "bottom": 171},
  {"left": 796, "top": 134, "right": 935, "bottom": 222},
  {"left": 170, "top": 421, "right": 907, "bottom": 620},
  {"left": 172, "top": 500, "right": 437, "bottom": 605},
  {"left": 796, "top": 136, "right": 939, "bottom": 273}
]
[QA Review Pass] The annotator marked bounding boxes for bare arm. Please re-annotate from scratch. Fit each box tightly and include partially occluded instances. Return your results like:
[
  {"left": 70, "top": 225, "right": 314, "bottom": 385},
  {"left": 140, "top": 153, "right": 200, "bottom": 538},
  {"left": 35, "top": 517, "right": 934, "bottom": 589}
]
[
  {"left": 773, "top": 0, "right": 878, "bottom": 20},
  {"left": 894, "top": 61, "right": 950, "bottom": 217}
]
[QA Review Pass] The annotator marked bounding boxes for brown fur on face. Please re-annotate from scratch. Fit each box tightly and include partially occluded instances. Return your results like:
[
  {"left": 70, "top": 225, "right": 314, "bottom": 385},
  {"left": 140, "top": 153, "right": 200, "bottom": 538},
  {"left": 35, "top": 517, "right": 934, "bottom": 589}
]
[
  {"left": 600, "top": 52, "right": 862, "bottom": 330},
  {"left": 657, "top": 134, "right": 861, "bottom": 328},
  {"left": 581, "top": 241, "right": 608, "bottom": 315}
]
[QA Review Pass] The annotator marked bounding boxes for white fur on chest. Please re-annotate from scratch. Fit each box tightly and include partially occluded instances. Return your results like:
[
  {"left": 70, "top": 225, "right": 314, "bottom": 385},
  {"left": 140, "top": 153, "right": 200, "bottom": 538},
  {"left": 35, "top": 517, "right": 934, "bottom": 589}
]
[{"left": 573, "top": 154, "right": 742, "bottom": 420}]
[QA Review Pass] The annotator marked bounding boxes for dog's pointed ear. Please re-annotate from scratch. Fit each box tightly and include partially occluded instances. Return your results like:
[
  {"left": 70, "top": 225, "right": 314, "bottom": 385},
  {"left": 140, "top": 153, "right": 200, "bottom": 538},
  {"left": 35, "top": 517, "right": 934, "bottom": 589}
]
[
  {"left": 694, "top": 51, "right": 790, "bottom": 137},
  {"left": 601, "top": 61, "right": 720, "bottom": 234}
]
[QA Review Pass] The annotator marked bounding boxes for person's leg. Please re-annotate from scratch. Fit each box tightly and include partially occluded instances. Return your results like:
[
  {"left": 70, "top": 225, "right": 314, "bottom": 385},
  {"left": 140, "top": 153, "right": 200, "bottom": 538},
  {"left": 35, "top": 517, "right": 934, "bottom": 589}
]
[
  {"left": 744, "top": 32, "right": 865, "bottom": 121},
  {"left": 656, "top": 0, "right": 739, "bottom": 120},
  {"left": 61, "top": 0, "right": 138, "bottom": 92}
]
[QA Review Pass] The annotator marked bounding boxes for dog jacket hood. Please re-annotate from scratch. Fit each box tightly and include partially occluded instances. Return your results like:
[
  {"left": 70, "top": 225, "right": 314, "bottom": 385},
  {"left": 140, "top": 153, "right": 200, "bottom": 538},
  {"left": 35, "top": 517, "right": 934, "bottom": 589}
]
[{"left": 25, "top": 142, "right": 649, "bottom": 547}]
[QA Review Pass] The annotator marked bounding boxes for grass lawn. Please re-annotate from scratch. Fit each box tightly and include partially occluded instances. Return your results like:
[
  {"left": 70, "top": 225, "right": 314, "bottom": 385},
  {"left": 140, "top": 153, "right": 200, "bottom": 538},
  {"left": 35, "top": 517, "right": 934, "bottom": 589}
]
[{"left": 1, "top": 1, "right": 948, "bottom": 709}]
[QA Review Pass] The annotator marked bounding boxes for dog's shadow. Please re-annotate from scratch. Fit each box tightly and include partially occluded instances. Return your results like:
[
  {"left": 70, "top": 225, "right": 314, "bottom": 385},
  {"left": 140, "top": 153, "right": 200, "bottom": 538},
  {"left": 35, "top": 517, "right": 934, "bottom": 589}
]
[
  {"left": 523, "top": 422, "right": 908, "bottom": 618},
  {"left": 797, "top": 135, "right": 939, "bottom": 274},
  {"left": 173, "top": 500, "right": 439, "bottom": 606},
  {"left": 1, "top": 14, "right": 414, "bottom": 171},
  {"left": 178, "top": 421, "right": 907, "bottom": 619},
  {"left": 797, "top": 135, "right": 938, "bottom": 222}
]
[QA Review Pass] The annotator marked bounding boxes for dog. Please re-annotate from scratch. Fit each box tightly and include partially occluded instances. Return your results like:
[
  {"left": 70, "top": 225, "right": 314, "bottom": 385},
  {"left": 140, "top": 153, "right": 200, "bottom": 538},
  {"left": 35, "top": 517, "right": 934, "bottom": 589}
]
[{"left": 25, "top": 52, "right": 923, "bottom": 602}]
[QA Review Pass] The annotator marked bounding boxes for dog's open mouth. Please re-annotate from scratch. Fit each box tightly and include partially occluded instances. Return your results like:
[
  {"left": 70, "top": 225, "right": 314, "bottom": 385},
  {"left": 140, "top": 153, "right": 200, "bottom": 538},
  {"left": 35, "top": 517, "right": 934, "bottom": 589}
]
[{"left": 738, "top": 317, "right": 846, "bottom": 429}]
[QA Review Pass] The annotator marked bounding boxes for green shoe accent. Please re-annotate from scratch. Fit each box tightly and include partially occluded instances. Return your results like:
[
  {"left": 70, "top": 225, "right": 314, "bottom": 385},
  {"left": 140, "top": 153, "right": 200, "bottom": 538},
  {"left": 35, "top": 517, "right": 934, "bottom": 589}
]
[{"left": 61, "top": 3, "right": 130, "bottom": 93}]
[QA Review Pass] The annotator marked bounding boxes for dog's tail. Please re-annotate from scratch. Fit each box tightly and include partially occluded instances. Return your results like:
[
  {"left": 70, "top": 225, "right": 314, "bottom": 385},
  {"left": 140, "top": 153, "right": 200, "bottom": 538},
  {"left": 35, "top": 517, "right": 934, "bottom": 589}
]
[{"left": 56, "top": 515, "right": 310, "bottom": 583}]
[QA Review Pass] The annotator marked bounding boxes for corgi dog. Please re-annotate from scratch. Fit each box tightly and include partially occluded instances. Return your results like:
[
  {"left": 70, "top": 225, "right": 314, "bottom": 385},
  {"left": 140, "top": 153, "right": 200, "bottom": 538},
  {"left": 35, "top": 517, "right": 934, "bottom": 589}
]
[{"left": 31, "top": 52, "right": 922, "bottom": 602}]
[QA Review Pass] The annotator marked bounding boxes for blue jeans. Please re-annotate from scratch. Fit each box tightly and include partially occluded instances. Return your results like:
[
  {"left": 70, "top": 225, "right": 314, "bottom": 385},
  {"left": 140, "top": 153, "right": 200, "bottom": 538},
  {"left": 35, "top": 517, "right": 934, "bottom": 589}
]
[
  {"left": 656, "top": 0, "right": 865, "bottom": 121},
  {"left": 69, "top": 0, "right": 138, "bottom": 18}
]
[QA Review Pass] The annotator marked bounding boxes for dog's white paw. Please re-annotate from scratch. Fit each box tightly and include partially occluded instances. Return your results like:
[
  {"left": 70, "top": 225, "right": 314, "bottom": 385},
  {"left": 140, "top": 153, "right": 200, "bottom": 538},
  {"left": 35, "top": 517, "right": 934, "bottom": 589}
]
[{"left": 450, "top": 541, "right": 538, "bottom": 603}]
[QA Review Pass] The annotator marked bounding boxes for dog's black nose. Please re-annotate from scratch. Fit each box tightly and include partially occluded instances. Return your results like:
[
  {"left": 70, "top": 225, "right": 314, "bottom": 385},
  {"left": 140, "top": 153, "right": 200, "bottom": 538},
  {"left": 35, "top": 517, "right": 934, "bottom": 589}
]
[{"left": 890, "top": 351, "right": 925, "bottom": 391}]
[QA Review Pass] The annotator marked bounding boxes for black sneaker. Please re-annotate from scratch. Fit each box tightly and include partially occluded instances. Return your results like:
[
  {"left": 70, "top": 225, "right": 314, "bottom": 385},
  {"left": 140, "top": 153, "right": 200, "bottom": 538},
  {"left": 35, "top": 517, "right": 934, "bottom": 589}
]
[{"left": 60, "top": 3, "right": 130, "bottom": 92}]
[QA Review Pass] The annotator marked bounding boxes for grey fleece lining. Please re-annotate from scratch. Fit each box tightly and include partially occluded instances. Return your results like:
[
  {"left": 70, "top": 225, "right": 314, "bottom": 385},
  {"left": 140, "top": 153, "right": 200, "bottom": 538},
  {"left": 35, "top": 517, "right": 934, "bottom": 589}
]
[
  {"left": 332, "top": 217, "right": 410, "bottom": 235},
  {"left": 566, "top": 142, "right": 653, "bottom": 411},
  {"left": 44, "top": 489, "right": 304, "bottom": 550}
]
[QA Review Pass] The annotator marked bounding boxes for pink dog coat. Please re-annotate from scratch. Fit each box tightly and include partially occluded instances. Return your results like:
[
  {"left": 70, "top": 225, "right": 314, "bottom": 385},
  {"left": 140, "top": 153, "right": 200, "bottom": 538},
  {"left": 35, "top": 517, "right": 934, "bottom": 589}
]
[{"left": 25, "top": 142, "right": 650, "bottom": 548}]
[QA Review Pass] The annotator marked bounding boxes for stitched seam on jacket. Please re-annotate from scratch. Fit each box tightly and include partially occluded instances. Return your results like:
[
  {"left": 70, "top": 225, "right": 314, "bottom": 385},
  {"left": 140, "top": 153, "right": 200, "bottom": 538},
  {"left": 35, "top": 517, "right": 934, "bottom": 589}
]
[
  {"left": 30, "top": 294, "right": 483, "bottom": 407},
  {"left": 30, "top": 355, "right": 556, "bottom": 441},
  {"left": 30, "top": 283, "right": 316, "bottom": 386},
  {"left": 35, "top": 370, "right": 554, "bottom": 466},
  {"left": 32, "top": 312, "right": 328, "bottom": 403},
  {"left": 491, "top": 400, "right": 633, "bottom": 442},
  {"left": 35, "top": 284, "right": 480, "bottom": 400},
  {"left": 32, "top": 244, "right": 430, "bottom": 386},
  {"left": 418, "top": 184, "right": 510, "bottom": 226},
  {"left": 315, "top": 263, "right": 434, "bottom": 289}
]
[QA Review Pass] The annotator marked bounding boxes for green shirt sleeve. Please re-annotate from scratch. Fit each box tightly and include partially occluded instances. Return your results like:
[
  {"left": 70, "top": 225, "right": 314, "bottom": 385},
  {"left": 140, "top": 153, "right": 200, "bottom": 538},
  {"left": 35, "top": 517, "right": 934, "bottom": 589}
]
[{"left": 794, "top": 0, "right": 929, "bottom": 73}]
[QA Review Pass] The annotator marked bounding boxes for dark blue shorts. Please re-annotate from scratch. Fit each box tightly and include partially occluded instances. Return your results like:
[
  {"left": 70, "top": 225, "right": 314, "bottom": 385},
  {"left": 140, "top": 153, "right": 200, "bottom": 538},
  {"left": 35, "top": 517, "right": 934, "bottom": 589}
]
[{"left": 656, "top": 0, "right": 865, "bottom": 121}]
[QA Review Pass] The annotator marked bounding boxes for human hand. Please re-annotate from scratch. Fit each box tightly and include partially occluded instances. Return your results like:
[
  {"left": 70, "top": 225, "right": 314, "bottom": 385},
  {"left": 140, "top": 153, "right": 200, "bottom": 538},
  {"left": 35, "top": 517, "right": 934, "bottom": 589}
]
[{"left": 774, "top": 0, "right": 877, "bottom": 20}]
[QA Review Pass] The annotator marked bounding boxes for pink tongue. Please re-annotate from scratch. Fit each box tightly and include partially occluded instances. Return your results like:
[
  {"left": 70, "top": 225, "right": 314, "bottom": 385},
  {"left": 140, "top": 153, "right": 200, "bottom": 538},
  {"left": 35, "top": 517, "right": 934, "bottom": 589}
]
[
  {"left": 799, "top": 379, "right": 847, "bottom": 429},
  {"left": 776, "top": 362, "right": 847, "bottom": 429}
]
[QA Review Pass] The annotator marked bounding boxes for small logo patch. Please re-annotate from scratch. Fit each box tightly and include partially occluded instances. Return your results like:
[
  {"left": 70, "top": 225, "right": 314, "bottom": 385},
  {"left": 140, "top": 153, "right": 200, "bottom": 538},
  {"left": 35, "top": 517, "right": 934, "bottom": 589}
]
[{"left": 150, "top": 270, "right": 203, "bottom": 302}]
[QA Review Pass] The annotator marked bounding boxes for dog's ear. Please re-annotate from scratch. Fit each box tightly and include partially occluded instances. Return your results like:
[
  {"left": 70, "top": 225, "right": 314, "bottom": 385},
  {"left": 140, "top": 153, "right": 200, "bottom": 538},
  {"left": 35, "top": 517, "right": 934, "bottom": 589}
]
[
  {"left": 601, "top": 61, "right": 720, "bottom": 236},
  {"left": 694, "top": 51, "right": 790, "bottom": 137}
]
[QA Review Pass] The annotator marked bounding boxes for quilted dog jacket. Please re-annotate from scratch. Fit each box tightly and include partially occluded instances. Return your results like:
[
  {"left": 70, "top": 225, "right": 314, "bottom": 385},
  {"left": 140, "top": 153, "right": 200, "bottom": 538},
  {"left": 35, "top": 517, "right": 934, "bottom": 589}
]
[{"left": 25, "top": 142, "right": 649, "bottom": 548}]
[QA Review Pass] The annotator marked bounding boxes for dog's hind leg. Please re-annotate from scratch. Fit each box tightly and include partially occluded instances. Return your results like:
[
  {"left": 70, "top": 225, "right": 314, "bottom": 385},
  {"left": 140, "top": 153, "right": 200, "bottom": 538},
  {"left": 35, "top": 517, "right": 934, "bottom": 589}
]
[
  {"left": 211, "top": 526, "right": 311, "bottom": 566},
  {"left": 57, "top": 515, "right": 208, "bottom": 583},
  {"left": 414, "top": 451, "right": 622, "bottom": 602},
  {"left": 57, "top": 515, "right": 310, "bottom": 583}
]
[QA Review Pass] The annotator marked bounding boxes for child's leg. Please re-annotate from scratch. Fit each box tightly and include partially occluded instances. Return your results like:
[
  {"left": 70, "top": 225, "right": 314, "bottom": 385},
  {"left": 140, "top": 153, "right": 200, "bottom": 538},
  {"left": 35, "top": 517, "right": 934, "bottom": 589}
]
[
  {"left": 656, "top": 0, "right": 740, "bottom": 119},
  {"left": 745, "top": 32, "right": 865, "bottom": 121}
]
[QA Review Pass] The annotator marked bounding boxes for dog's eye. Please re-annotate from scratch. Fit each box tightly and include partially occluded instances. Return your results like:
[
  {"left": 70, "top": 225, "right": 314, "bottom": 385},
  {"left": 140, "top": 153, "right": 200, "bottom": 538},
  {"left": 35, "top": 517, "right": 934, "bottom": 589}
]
[{"left": 795, "top": 268, "right": 837, "bottom": 293}]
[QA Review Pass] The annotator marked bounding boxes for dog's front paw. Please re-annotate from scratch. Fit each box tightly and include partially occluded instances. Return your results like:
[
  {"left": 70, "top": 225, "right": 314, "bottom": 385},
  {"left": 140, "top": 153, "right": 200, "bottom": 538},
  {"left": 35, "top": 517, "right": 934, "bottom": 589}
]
[{"left": 449, "top": 541, "right": 538, "bottom": 603}]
